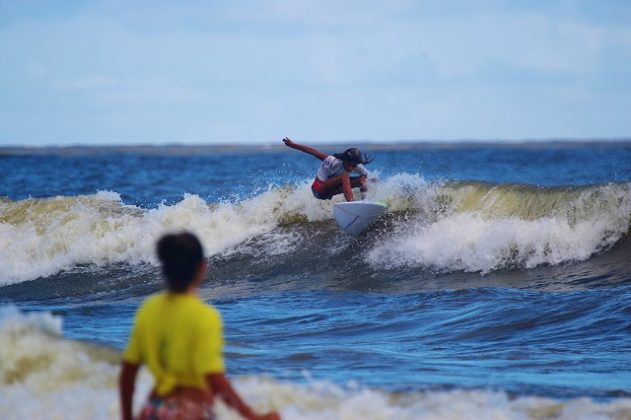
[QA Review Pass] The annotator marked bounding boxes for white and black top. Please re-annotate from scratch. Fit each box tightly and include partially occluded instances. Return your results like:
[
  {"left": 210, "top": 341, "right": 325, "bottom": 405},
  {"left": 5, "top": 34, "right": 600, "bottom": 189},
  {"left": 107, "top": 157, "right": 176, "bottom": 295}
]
[{"left": 316, "top": 155, "right": 368, "bottom": 182}]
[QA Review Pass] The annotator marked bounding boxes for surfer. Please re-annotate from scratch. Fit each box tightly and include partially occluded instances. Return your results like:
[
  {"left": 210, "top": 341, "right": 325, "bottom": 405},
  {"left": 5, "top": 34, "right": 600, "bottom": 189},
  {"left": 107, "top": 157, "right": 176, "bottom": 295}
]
[
  {"left": 119, "top": 232, "right": 279, "bottom": 420},
  {"left": 282, "top": 137, "right": 373, "bottom": 201}
]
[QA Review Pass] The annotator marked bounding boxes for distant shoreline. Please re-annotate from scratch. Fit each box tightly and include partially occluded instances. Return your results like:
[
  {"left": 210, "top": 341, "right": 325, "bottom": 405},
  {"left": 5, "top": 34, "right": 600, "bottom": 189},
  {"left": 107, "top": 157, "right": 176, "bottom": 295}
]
[{"left": 2, "top": 139, "right": 631, "bottom": 155}]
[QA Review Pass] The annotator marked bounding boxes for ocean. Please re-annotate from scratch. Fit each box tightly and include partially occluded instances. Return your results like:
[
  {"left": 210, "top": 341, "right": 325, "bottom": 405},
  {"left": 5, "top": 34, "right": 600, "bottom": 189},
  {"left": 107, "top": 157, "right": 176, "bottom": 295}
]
[{"left": 1, "top": 141, "right": 631, "bottom": 419}]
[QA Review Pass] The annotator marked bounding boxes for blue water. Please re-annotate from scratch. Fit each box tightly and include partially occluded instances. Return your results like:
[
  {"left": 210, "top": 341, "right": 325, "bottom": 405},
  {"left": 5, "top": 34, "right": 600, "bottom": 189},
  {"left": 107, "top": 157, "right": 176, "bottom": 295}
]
[
  {"left": 3, "top": 143, "right": 631, "bottom": 205},
  {"left": 1, "top": 141, "right": 631, "bottom": 403}
]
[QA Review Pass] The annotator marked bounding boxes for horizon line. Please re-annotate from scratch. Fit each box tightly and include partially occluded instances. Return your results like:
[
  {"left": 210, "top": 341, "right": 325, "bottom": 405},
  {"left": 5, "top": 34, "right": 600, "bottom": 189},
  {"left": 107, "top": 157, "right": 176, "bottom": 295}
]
[
  {"left": 2, "top": 137, "right": 631, "bottom": 149},
  {"left": 2, "top": 138, "right": 631, "bottom": 156}
]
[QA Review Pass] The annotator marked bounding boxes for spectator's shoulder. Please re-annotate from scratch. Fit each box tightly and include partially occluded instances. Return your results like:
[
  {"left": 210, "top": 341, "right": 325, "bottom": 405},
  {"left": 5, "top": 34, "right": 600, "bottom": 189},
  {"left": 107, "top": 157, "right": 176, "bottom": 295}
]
[
  {"left": 198, "top": 301, "right": 223, "bottom": 325},
  {"left": 144, "top": 292, "right": 166, "bottom": 307},
  {"left": 135, "top": 293, "right": 165, "bottom": 318}
]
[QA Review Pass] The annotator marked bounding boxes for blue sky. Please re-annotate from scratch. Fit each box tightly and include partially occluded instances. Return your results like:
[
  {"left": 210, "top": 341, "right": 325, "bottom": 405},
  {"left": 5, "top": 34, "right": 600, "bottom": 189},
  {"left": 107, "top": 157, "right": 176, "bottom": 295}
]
[{"left": 1, "top": 0, "right": 630, "bottom": 145}]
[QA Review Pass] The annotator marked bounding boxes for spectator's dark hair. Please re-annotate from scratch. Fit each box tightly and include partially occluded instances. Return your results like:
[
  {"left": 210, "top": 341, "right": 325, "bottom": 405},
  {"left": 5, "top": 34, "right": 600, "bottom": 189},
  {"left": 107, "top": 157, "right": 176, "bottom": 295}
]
[{"left": 156, "top": 232, "right": 205, "bottom": 293}]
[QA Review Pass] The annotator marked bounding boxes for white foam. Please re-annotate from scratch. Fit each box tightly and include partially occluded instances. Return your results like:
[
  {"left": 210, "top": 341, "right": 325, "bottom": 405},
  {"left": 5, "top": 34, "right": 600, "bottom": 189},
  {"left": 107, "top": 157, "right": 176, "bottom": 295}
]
[
  {"left": 367, "top": 211, "right": 629, "bottom": 273},
  {"left": 0, "top": 305, "right": 143, "bottom": 419},
  {"left": 367, "top": 180, "right": 631, "bottom": 273},
  {"left": 1, "top": 179, "right": 630, "bottom": 283},
  {"left": 2, "top": 306, "right": 631, "bottom": 419},
  {"left": 0, "top": 185, "right": 333, "bottom": 285},
  {"left": 368, "top": 173, "right": 437, "bottom": 213}
]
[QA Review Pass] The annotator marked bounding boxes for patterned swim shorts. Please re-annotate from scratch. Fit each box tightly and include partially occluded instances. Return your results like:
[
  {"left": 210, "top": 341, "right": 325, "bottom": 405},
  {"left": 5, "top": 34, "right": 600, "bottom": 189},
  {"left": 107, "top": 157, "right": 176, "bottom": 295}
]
[{"left": 139, "top": 396, "right": 215, "bottom": 420}]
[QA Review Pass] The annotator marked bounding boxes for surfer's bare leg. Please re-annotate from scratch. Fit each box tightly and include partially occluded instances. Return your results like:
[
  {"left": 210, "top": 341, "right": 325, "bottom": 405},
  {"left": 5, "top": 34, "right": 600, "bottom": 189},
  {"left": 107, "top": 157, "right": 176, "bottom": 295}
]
[
  {"left": 357, "top": 176, "right": 368, "bottom": 199},
  {"left": 358, "top": 177, "right": 367, "bottom": 191},
  {"left": 320, "top": 174, "right": 366, "bottom": 201},
  {"left": 319, "top": 173, "right": 353, "bottom": 201}
]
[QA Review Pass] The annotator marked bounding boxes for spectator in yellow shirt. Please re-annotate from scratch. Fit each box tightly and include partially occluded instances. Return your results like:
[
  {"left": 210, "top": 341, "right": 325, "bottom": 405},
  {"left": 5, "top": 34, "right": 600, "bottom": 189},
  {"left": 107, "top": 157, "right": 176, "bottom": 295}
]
[{"left": 119, "top": 232, "right": 279, "bottom": 420}]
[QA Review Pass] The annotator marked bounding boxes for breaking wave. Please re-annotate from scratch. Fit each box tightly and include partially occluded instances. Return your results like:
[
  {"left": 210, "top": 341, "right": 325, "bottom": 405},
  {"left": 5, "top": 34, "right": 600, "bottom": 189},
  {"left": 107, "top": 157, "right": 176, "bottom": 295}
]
[{"left": 1, "top": 176, "right": 630, "bottom": 284}]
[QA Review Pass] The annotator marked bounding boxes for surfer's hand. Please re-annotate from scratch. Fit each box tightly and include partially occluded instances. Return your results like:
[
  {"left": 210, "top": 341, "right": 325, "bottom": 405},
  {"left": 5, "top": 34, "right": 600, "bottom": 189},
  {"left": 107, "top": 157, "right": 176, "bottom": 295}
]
[{"left": 282, "top": 137, "right": 294, "bottom": 148}]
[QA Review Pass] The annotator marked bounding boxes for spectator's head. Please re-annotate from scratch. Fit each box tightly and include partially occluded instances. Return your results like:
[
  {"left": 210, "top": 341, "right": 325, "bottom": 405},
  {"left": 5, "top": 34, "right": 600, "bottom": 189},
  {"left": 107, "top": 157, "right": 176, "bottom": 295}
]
[{"left": 156, "top": 232, "right": 205, "bottom": 293}]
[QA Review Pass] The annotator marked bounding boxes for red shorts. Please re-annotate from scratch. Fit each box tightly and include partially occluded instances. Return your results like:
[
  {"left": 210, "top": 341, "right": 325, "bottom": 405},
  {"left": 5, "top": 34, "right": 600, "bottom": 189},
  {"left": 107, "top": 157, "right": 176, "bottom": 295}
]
[
  {"left": 312, "top": 177, "right": 323, "bottom": 192},
  {"left": 311, "top": 177, "right": 329, "bottom": 199}
]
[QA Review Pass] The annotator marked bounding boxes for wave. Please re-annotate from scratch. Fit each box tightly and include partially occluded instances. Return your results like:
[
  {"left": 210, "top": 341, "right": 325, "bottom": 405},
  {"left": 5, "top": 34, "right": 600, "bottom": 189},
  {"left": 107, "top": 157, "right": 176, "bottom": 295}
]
[
  {"left": 2, "top": 306, "right": 630, "bottom": 420},
  {"left": 0, "top": 188, "right": 326, "bottom": 285},
  {"left": 368, "top": 178, "right": 631, "bottom": 273},
  {"left": 1, "top": 177, "right": 630, "bottom": 284}
]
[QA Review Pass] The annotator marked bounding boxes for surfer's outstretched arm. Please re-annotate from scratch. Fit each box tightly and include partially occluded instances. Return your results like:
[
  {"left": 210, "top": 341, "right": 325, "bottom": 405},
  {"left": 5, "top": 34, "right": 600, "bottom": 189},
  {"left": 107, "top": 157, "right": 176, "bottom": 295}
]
[{"left": 282, "top": 137, "right": 328, "bottom": 161}]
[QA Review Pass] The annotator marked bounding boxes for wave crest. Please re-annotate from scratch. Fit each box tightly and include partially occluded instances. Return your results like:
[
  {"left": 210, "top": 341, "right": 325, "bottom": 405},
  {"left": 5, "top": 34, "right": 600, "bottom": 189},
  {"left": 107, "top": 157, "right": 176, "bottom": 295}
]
[
  {"left": 1, "top": 177, "right": 630, "bottom": 284},
  {"left": 369, "top": 178, "right": 631, "bottom": 273}
]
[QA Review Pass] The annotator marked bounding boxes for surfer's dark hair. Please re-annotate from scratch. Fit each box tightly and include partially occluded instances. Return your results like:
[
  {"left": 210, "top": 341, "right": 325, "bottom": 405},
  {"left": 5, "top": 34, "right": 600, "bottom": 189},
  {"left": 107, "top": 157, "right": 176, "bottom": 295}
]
[
  {"left": 157, "top": 232, "right": 205, "bottom": 293},
  {"left": 333, "top": 148, "right": 374, "bottom": 165}
]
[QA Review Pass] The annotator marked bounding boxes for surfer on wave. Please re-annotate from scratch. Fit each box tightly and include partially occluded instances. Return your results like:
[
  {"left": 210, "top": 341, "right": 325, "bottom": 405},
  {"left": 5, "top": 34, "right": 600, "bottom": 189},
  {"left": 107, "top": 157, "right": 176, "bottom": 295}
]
[{"left": 282, "top": 137, "right": 374, "bottom": 202}]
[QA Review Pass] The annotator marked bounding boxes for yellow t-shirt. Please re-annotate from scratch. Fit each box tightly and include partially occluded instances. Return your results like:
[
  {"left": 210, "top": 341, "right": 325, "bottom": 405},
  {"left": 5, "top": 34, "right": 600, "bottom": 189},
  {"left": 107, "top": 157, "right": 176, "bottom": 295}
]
[{"left": 123, "top": 292, "right": 225, "bottom": 396}]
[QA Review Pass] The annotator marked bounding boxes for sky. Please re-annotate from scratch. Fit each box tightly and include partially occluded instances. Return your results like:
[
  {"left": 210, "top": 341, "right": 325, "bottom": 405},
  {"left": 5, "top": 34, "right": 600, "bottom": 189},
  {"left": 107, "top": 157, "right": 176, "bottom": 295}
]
[{"left": 1, "top": 0, "right": 630, "bottom": 146}]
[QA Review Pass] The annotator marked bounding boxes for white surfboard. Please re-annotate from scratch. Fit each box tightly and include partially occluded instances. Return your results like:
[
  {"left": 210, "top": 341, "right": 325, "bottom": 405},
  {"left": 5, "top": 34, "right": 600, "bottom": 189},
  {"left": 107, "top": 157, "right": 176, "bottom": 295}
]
[{"left": 333, "top": 201, "right": 387, "bottom": 236}]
